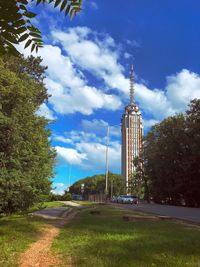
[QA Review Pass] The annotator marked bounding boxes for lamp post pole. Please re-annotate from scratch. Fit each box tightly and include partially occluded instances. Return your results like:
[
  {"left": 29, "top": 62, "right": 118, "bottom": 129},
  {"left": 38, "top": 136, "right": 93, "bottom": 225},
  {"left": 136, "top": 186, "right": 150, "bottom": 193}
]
[{"left": 105, "top": 126, "right": 109, "bottom": 201}]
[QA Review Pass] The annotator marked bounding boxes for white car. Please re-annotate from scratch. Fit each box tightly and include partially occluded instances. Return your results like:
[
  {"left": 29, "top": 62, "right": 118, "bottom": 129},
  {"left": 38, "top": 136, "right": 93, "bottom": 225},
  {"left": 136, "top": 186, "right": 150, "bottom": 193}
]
[{"left": 117, "top": 195, "right": 138, "bottom": 204}]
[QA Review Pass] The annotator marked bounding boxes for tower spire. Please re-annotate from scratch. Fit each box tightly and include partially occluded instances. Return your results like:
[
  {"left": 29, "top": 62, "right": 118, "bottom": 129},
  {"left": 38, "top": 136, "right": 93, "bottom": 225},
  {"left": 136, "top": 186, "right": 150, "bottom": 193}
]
[{"left": 130, "top": 64, "right": 134, "bottom": 104}]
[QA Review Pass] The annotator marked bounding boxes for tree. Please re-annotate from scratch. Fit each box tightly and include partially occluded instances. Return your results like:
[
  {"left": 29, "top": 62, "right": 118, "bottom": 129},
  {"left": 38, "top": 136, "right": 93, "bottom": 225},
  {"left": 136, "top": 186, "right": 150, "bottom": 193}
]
[
  {"left": 69, "top": 173, "right": 124, "bottom": 198},
  {"left": 143, "top": 100, "right": 200, "bottom": 207},
  {"left": 131, "top": 157, "right": 145, "bottom": 199},
  {"left": 183, "top": 99, "right": 200, "bottom": 206},
  {"left": 0, "top": 0, "right": 82, "bottom": 55},
  {"left": 144, "top": 114, "right": 187, "bottom": 205},
  {"left": 0, "top": 56, "right": 56, "bottom": 214}
]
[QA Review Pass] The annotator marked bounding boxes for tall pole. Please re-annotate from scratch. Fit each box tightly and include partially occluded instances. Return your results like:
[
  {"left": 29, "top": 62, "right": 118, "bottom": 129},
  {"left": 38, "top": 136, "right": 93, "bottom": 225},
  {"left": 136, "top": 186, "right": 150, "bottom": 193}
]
[
  {"left": 105, "top": 126, "right": 109, "bottom": 200},
  {"left": 68, "top": 164, "right": 71, "bottom": 189}
]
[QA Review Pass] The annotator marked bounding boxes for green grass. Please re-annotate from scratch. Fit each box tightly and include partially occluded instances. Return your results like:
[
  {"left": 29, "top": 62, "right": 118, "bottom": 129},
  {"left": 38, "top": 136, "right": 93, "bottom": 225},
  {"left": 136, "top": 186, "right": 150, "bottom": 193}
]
[
  {"left": 0, "top": 201, "right": 66, "bottom": 266},
  {"left": 0, "top": 215, "right": 46, "bottom": 267},
  {"left": 52, "top": 206, "right": 200, "bottom": 267},
  {"left": 73, "top": 200, "right": 97, "bottom": 206}
]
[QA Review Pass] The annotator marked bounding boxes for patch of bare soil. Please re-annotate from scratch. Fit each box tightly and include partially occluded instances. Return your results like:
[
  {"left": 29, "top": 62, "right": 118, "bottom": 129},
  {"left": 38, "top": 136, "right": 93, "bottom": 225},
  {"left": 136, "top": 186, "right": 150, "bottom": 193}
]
[{"left": 20, "top": 211, "right": 77, "bottom": 267}]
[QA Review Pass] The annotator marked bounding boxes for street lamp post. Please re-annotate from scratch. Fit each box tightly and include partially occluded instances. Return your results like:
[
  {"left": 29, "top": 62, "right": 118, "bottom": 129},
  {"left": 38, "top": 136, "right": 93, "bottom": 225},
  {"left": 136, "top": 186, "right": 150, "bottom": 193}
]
[{"left": 105, "top": 126, "right": 109, "bottom": 200}]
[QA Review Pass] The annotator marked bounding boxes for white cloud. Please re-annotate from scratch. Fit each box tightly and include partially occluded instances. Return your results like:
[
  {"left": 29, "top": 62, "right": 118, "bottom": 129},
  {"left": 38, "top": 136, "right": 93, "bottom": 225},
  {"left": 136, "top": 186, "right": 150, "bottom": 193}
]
[
  {"left": 76, "top": 141, "right": 121, "bottom": 171},
  {"left": 17, "top": 40, "right": 122, "bottom": 116},
  {"left": 135, "top": 83, "right": 175, "bottom": 120},
  {"left": 166, "top": 69, "right": 200, "bottom": 112},
  {"left": 54, "top": 129, "right": 121, "bottom": 172},
  {"left": 143, "top": 119, "right": 159, "bottom": 128},
  {"left": 124, "top": 52, "right": 132, "bottom": 59},
  {"left": 55, "top": 146, "right": 87, "bottom": 165},
  {"left": 18, "top": 27, "right": 200, "bottom": 125},
  {"left": 54, "top": 135, "right": 72, "bottom": 144},
  {"left": 81, "top": 119, "right": 120, "bottom": 137},
  {"left": 54, "top": 183, "right": 65, "bottom": 188},
  {"left": 52, "top": 27, "right": 129, "bottom": 94},
  {"left": 36, "top": 103, "right": 56, "bottom": 120}
]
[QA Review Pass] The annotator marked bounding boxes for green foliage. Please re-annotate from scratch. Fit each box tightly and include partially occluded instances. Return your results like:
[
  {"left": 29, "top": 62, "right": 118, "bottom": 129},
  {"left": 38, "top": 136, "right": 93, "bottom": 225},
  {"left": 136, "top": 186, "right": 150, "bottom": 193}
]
[
  {"left": 0, "top": 56, "right": 56, "bottom": 214},
  {"left": 69, "top": 173, "right": 124, "bottom": 197},
  {"left": 50, "top": 191, "right": 72, "bottom": 201},
  {"left": 144, "top": 100, "right": 200, "bottom": 207},
  {"left": 0, "top": 0, "right": 82, "bottom": 55},
  {"left": 52, "top": 206, "right": 200, "bottom": 267},
  {"left": 130, "top": 157, "right": 145, "bottom": 198}
]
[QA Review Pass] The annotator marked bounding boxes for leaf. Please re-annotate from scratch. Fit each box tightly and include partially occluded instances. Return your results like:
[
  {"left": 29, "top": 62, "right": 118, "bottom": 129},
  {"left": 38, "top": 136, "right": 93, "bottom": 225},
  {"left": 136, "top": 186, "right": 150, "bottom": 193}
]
[
  {"left": 18, "top": 0, "right": 28, "bottom": 4},
  {"left": 2, "top": 32, "right": 19, "bottom": 44},
  {"left": 60, "top": 0, "right": 68, "bottom": 12},
  {"left": 31, "top": 43, "right": 36, "bottom": 52},
  {"left": 31, "top": 38, "right": 43, "bottom": 43},
  {"left": 19, "top": 4, "right": 27, "bottom": 11},
  {"left": 54, "top": 0, "right": 62, "bottom": 8},
  {"left": 17, "top": 27, "right": 27, "bottom": 34},
  {"left": 36, "top": 0, "right": 43, "bottom": 5},
  {"left": 27, "top": 26, "right": 41, "bottom": 33},
  {"left": 23, "top": 11, "right": 37, "bottom": 18},
  {"left": 13, "top": 19, "right": 26, "bottom": 27},
  {"left": 70, "top": 8, "right": 75, "bottom": 20},
  {"left": 24, "top": 39, "right": 32, "bottom": 49},
  {"left": 29, "top": 32, "right": 42, "bottom": 38},
  {"left": 65, "top": 4, "right": 71, "bottom": 16},
  {"left": 18, "top": 33, "right": 29, "bottom": 42}
]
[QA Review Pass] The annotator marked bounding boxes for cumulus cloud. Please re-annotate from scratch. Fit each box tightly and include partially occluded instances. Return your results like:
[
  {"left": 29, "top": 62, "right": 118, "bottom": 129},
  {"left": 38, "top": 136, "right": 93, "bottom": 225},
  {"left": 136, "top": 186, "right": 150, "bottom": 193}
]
[
  {"left": 17, "top": 40, "right": 122, "bottom": 116},
  {"left": 36, "top": 103, "right": 56, "bottom": 120},
  {"left": 51, "top": 26, "right": 200, "bottom": 122},
  {"left": 52, "top": 27, "right": 129, "bottom": 94},
  {"left": 166, "top": 69, "right": 200, "bottom": 111},
  {"left": 18, "top": 26, "right": 200, "bottom": 126},
  {"left": 55, "top": 146, "right": 87, "bottom": 165},
  {"left": 54, "top": 135, "right": 72, "bottom": 144},
  {"left": 81, "top": 119, "right": 120, "bottom": 137},
  {"left": 54, "top": 127, "right": 121, "bottom": 172},
  {"left": 143, "top": 119, "right": 159, "bottom": 128}
]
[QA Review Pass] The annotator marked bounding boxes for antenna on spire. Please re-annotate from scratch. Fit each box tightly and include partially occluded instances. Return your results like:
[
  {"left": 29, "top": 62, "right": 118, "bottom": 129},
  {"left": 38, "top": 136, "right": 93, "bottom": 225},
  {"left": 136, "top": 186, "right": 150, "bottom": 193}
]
[{"left": 130, "top": 64, "right": 134, "bottom": 104}]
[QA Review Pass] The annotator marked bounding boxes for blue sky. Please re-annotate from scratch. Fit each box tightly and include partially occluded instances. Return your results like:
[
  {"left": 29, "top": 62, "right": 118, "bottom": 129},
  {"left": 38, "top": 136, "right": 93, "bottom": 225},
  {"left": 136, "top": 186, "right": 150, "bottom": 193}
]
[{"left": 20, "top": 0, "right": 200, "bottom": 194}]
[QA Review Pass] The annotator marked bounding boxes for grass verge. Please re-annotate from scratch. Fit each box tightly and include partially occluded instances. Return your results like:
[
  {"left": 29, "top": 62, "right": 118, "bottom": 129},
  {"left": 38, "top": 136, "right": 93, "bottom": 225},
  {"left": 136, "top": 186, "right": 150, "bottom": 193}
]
[
  {"left": 0, "top": 215, "right": 46, "bottom": 267},
  {"left": 0, "top": 201, "right": 67, "bottom": 266},
  {"left": 52, "top": 205, "right": 200, "bottom": 267}
]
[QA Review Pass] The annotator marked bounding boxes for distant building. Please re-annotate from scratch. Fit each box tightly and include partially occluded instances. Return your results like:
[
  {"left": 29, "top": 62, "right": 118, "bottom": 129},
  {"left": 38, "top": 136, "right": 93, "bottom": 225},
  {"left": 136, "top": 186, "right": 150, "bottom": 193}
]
[{"left": 121, "top": 65, "right": 143, "bottom": 194}]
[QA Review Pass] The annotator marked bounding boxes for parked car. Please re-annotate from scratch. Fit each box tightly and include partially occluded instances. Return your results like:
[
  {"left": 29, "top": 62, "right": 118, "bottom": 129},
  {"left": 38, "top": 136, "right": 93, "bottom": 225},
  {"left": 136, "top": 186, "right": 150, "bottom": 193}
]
[{"left": 117, "top": 195, "right": 138, "bottom": 204}]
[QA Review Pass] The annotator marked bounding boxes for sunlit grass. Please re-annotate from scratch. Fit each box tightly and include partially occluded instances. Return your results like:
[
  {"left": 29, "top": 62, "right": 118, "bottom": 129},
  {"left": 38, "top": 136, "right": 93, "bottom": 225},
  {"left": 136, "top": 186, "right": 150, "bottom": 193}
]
[
  {"left": 0, "top": 215, "right": 45, "bottom": 267},
  {"left": 52, "top": 206, "right": 200, "bottom": 267}
]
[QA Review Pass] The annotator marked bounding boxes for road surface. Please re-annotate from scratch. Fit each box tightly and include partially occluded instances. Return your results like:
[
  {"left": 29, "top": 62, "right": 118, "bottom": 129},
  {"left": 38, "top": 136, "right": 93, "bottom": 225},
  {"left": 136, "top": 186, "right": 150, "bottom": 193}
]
[{"left": 110, "top": 202, "right": 200, "bottom": 224}]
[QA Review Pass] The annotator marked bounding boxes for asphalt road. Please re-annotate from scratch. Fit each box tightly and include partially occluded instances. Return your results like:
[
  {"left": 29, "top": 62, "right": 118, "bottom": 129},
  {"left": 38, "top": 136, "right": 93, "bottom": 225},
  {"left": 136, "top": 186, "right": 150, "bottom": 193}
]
[{"left": 110, "top": 202, "right": 200, "bottom": 224}]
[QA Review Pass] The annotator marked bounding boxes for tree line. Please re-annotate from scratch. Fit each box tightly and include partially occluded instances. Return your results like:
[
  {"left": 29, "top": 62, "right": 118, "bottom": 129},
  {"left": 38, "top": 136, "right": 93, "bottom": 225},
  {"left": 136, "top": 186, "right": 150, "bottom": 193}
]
[
  {"left": 69, "top": 173, "right": 125, "bottom": 198},
  {"left": 0, "top": 55, "right": 56, "bottom": 214},
  {"left": 136, "top": 99, "right": 200, "bottom": 207}
]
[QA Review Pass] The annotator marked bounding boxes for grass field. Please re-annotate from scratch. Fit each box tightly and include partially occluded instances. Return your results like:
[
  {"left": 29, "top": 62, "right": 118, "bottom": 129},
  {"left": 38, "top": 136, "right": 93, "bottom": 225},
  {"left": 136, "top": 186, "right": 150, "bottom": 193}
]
[
  {"left": 0, "top": 201, "right": 66, "bottom": 267},
  {"left": 52, "top": 205, "right": 200, "bottom": 267},
  {"left": 0, "top": 215, "right": 45, "bottom": 267}
]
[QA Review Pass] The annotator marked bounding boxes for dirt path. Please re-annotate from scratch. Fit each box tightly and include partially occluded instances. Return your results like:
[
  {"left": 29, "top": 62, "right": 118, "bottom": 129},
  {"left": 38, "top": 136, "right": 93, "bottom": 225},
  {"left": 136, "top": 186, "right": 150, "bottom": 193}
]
[{"left": 20, "top": 211, "right": 77, "bottom": 267}]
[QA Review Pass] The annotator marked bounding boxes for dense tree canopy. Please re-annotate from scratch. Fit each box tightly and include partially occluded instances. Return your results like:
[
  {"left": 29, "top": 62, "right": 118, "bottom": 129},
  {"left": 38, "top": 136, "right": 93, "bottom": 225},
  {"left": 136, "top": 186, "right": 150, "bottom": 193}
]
[
  {"left": 0, "top": 56, "right": 56, "bottom": 214},
  {"left": 0, "top": 0, "right": 82, "bottom": 55},
  {"left": 143, "top": 99, "right": 200, "bottom": 207},
  {"left": 70, "top": 173, "right": 125, "bottom": 198}
]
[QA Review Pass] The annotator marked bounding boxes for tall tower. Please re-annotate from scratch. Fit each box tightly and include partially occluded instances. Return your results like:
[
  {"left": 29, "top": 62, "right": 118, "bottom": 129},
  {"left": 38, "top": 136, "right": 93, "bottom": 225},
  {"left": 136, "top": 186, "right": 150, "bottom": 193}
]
[{"left": 121, "top": 65, "right": 143, "bottom": 194}]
